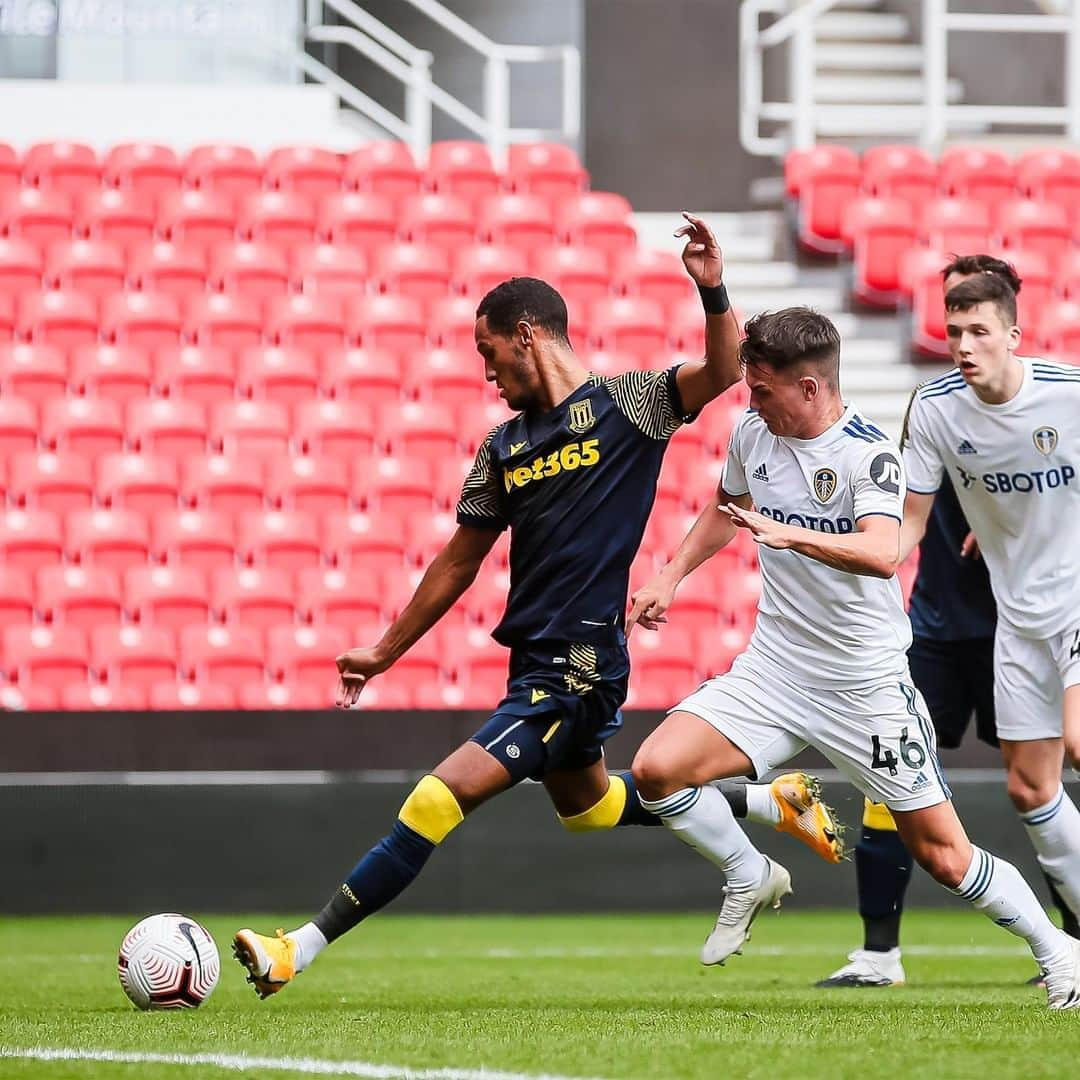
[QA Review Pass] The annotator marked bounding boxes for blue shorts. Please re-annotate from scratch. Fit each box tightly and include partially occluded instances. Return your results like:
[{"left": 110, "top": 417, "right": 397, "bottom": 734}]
[
  {"left": 908, "top": 635, "right": 998, "bottom": 749},
  {"left": 470, "top": 637, "right": 630, "bottom": 783}
]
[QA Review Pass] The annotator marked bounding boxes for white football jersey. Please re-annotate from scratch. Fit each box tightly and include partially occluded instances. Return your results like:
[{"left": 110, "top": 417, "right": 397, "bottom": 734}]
[
  {"left": 722, "top": 404, "right": 912, "bottom": 689},
  {"left": 903, "top": 357, "right": 1080, "bottom": 638}
]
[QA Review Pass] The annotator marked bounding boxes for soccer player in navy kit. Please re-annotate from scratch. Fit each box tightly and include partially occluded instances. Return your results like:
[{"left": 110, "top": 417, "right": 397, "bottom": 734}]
[{"left": 233, "top": 216, "right": 841, "bottom": 999}]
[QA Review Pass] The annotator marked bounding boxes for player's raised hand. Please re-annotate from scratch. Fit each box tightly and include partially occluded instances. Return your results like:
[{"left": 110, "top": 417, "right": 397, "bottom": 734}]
[
  {"left": 719, "top": 502, "right": 792, "bottom": 550},
  {"left": 626, "top": 577, "right": 677, "bottom": 634},
  {"left": 335, "top": 646, "right": 391, "bottom": 709},
  {"left": 675, "top": 212, "right": 724, "bottom": 288}
]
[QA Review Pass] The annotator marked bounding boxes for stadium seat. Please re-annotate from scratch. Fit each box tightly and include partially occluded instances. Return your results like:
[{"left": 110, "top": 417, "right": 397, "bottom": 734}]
[
  {"left": 0, "top": 681, "right": 57, "bottom": 710},
  {"left": 264, "top": 145, "right": 343, "bottom": 198},
  {"left": 127, "top": 397, "right": 207, "bottom": 458},
  {"left": 149, "top": 680, "right": 236, "bottom": 709},
  {"left": 152, "top": 507, "right": 236, "bottom": 571},
  {"left": 90, "top": 623, "right": 176, "bottom": 689},
  {"left": 181, "top": 453, "right": 264, "bottom": 514},
  {"left": 317, "top": 190, "right": 397, "bottom": 252},
  {"left": 237, "top": 344, "right": 319, "bottom": 403},
  {"left": 848, "top": 197, "right": 917, "bottom": 306},
  {"left": 265, "top": 454, "right": 350, "bottom": 514},
  {"left": 322, "top": 346, "right": 403, "bottom": 405},
  {"left": 42, "top": 396, "right": 124, "bottom": 457},
  {"left": 267, "top": 293, "right": 345, "bottom": 354},
  {"left": 24, "top": 141, "right": 101, "bottom": 195},
  {"left": 62, "top": 682, "right": 146, "bottom": 710},
  {"left": 36, "top": 565, "right": 122, "bottom": 629},
  {"left": 613, "top": 248, "right": 693, "bottom": 307},
  {"left": 44, "top": 238, "right": 124, "bottom": 298},
  {"left": 291, "top": 242, "right": 368, "bottom": 297},
  {"left": 103, "top": 143, "right": 183, "bottom": 202},
  {"left": 8, "top": 450, "right": 93, "bottom": 513},
  {"left": 0, "top": 508, "right": 63, "bottom": 572},
  {"left": 209, "top": 240, "right": 290, "bottom": 302},
  {"left": 918, "top": 197, "right": 993, "bottom": 253},
  {"left": 1, "top": 187, "right": 74, "bottom": 251},
  {"left": 66, "top": 507, "right": 150, "bottom": 573},
  {"left": 96, "top": 452, "right": 180, "bottom": 514},
  {"left": 1035, "top": 298, "right": 1080, "bottom": 363},
  {"left": 179, "top": 623, "right": 264, "bottom": 691},
  {"left": 0, "top": 236, "right": 43, "bottom": 297},
  {"left": 373, "top": 242, "right": 453, "bottom": 301},
  {"left": 295, "top": 566, "right": 382, "bottom": 628},
  {"left": 427, "top": 140, "right": 500, "bottom": 205},
  {"left": 238, "top": 680, "right": 328, "bottom": 709},
  {"left": 0, "top": 143, "right": 19, "bottom": 196},
  {"left": 237, "top": 190, "right": 316, "bottom": 255},
  {"left": 18, "top": 289, "right": 97, "bottom": 349},
  {"left": 210, "top": 401, "right": 291, "bottom": 460},
  {"left": 861, "top": 145, "right": 937, "bottom": 208},
  {"left": 185, "top": 291, "right": 263, "bottom": 350},
  {"left": 591, "top": 296, "right": 667, "bottom": 359},
  {"left": 456, "top": 568, "right": 508, "bottom": 625},
  {"left": 428, "top": 295, "right": 479, "bottom": 352},
  {"left": 237, "top": 509, "right": 322, "bottom": 572},
  {"left": 75, "top": 187, "right": 155, "bottom": 254},
  {"left": 125, "top": 564, "right": 210, "bottom": 630},
  {"left": 159, "top": 189, "right": 236, "bottom": 255},
  {"left": 352, "top": 455, "right": 436, "bottom": 516},
  {"left": 997, "top": 198, "right": 1071, "bottom": 266},
  {"left": 1001, "top": 248, "right": 1053, "bottom": 331},
  {"left": 155, "top": 343, "right": 236, "bottom": 405},
  {"left": 938, "top": 145, "right": 1016, "bottom": 213},
  {"left": 478, "top": 193, "right": 556, "bottom": 254},
  {"left": 1017, "top": 147, "right": 1080, "bottom": 219},
  {"left": 453, "top": 243, "right": 529, "bottom": 298},
  {"left": 0, "top": 395, "right": 38, "bottom": 456},
  {"left": 376, "top": 400, "right": 458, "bottom": 457},
  {"left": 0, "top": 335, "right": 57, "bottom": 402},
  {"left": 0, "top": 290, "right": 14, "bottom": 339},
  {"left": 557, "top": 192, "right": 637, "bottom": 265},
  {"left": 404, "top": 506, "right": 460, "bottom": 562},
  {"left": 343, "top": 142, "right": 422, "bottom": 201},
  {"left": 795, "top": 151, "right": 862, "bottom": 254},
  {"left": 293, "top": 398, "right": 375, "bottom": 458},
  {"left": 399, "top": 192, "right": 477, "bottom": 251},
  {"left": 784, "top": 145, "right": 860, "bottom": 200},
  {"left": 265, "top": 623, "right": 349, "bottom": 688},
  {"left": 70, "top": 343, "right": 153, "bottom": 404},
  {"left": 322, "top": 509, "right": 407, "bottom": 573},
  {"left": 457, "top": 400, "right": 513, "bottom": 453},
  {"left": 183, "top": 143, "right": 263, "bottom": 202},
  {"left": 0, "top": 566, "right": 33, "bottom": 627},
  {"left": 406, "top": 345, "right": 483, "bottom": 405},
  {"left": 532, "top": 245, "right": 610, "bottom": 306},
  {"left": 507, "top": 142, "right": 587, "bottom": 200},
  {"left": 3, "top": 624, "right": 89, "bottom": 690},
  {"left": 211, "top": 565, "right": 295, "bottom": 628},
  {"left": 346, "top": 293, "right": 425, "bottom": 353},
  {"left": 101, "top": 290, "right": 182, "bottom": 349}
]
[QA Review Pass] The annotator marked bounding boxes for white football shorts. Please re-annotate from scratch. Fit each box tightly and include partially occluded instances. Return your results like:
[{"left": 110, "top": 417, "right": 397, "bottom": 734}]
[{"left": 994, "top": 622, "right": 1080, "bottom": 742}]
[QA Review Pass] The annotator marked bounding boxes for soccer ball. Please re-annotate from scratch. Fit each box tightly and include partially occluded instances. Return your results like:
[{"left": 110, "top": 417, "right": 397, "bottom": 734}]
[{"left": 117, "top": 913, "right": 220, "bottom": 1010}]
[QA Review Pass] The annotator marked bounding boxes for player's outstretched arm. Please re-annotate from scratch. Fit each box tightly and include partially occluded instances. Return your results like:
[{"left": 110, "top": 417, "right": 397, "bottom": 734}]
[
  {"left": 899, "top": 490, "right": 934, "bottom": 562},
  {"left": 627, "top": 490, "right": 749, "bottom": 632},
  {"left": 672, "top": 212, "right": 743, "bottom": 413},
  {"left": 335, "top": 525, "right": 500, "bottom": 707}
]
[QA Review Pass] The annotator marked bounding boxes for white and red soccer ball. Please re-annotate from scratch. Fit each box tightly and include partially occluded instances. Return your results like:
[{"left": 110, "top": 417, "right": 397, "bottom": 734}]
[{"left": 118, "top": 913, "right": 220, "bottom": 1010}]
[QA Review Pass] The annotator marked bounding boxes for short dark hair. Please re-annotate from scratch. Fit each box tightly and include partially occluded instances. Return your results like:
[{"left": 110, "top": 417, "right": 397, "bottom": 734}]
[
  {"left": 941, "top": 254, "right": 1022, "bottom": 295},
  {"left": 944, "top": 272, "right": 1018, "bottom": 326},
  {"left": 739, "top": 307, "right": 841, "bottom": 384},
  {"left": 476, "top": 277, "right": 570, "bottom": 343}
]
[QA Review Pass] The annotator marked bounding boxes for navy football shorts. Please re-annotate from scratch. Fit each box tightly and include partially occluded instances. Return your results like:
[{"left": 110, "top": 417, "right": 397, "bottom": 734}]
[
  {"left": 908, "top": 634, "right": 998, "bottom": 749},
  {"left": 470, "top": 636, "right": 631, "bottom": 783}
]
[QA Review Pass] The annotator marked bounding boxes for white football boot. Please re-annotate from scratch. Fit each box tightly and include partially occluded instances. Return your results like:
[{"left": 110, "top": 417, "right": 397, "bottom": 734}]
[
  {"left": 1042, "top": 937, "right": 1080, "bottom": 1010},
  {"left": 815, "top": 947, "right": 906, "bottom": 988},
  {"left": 700, "top": 856, "right": 792, "bottom": 966}
]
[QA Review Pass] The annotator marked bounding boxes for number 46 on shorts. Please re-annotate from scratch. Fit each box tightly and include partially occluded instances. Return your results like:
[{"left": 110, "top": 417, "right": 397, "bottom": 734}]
[{"left": 870, "top": 726, "right": 927, "bottom": 777}]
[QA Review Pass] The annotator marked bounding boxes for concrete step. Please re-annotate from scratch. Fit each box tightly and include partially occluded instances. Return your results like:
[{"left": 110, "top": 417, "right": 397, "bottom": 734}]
[
  {"left": 838, "top": 338, "right": 903, "bottom": 365},
  {"left": 815, "top": 11, "right": 909, "bottom": 40},
  {"left": 814, "top": 74, "right": 963, "bottom": 105},
  {"left": 724, "top": 263, "right": 799, "bottom": 289},
  {"left": 732, "top": 286, "right": 845, "bottom": 312},
  {"left": 843, "top": 366, "right": 920, "bottom": 392},
  {"left": 815, "top": 42, "right": 923, "bottom": 70},
  {"left": 813, "top": 103, "right": 989, "bottom": 137}
]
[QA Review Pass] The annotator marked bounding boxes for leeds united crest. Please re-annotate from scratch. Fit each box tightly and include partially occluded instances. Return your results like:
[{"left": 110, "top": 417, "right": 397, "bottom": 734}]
[
  {"left": 568, "top": 399, "right": 596, "bottom": 434},
  {"left": 1033, "top": 427, "right": 1058, "bottom": 455},
  {"left": 813, "top": 467, "right": 838, "bottom": 502}
]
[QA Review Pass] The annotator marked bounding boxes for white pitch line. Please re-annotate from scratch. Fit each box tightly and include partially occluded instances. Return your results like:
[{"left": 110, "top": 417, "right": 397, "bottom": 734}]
[{"left": 0, "top": 1048, "right": 607, "bottom": 1080}]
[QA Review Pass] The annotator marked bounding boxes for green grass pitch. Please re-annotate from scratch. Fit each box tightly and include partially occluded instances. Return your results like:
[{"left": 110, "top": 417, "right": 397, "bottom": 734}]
[{"left": 1, "top": 910, "right": 1078, "bottom": 1079}]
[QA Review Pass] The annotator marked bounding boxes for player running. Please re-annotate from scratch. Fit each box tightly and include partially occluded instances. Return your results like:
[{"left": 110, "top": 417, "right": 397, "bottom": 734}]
[
  {"left": 627, "top": 305, "right": 1080, "bottom": 1009},
  {"left": 232, "top": 216, "right": 841, "bottom": 999}
]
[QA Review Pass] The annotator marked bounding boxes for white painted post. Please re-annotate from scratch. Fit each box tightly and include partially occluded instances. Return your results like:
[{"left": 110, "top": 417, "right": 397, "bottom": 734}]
[
  {"left": 790, "top": 10, "right": 816, "bottom": 148},
  {"left": 1068, "top": 0, "right": 1080, "bottom": 142},
  {"left": 922, "top": 0, "right": 948, "bottom": 152},
  {"left": 405, "top": 52, "right": 434, "bottom": 162},
  {"left": 484, "top": 53, "right": 511, "bottom": 169}
]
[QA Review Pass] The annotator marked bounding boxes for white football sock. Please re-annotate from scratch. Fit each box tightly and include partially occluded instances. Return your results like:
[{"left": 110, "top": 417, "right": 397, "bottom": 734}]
[
  {"left": 951, "top": 845, "right": 1070, "bottom": 969},
  {"left": 1020, "top": 785, "right": 1080, "bottom": 918},
  {"left": 640, "top": 785, "right": 768, "bottom": 891},
  {"left": 745, "top": 783, "right": 782, "bottom": 826},
  {"left": 287, "top": 922, "right": 328, "bottom": 973}
]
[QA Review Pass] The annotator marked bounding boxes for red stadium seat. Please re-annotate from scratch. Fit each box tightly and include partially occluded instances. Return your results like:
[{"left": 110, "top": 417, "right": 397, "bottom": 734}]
[
  {"left": 211, "top": 399, "right": 290, "bottom": 457},
  {"left": 591, "top": 296, "right": 666, "bottom": 359},
  {"left": 159, "top": 189, "right": 236, "bottom": 255},
  {"left": 346, "top": 293, "right": 425, "bottom": 353},
  {"left": 0, "top": 290, "right": 14, "bottom": 339},
  {"left": 101, "top": 290, "right": 182, "bottom": 349},
  {"left": 997, "top": 248, "right": 1053, "bottom": 332},
  {"left": 127, "top": 397, "right": 207, "bottom": 458},
  {"left": 318, "top": 190, "right": 397, "bottom": 252},
  {"left": 1034, "top": 298, "right": 1080, "bottom": 362},
  {"left": 265, "top": 623, "right": 349, "bottom": 685},
  {"left": 557, "top": 192, "right": 636, "bottom": 265},
  {"left": 125, "top": 564, "right": 210, "bottom": 630},
  {"left": 75, "top": 188, "right": 154, "bottom": 254},
  {"left": 90, "top": 624, "right": 176, "bottom": 689},
  {"left": 150, "top": 680, "right": 236, "bottom": 709},
  {"left": 1017, "top": 147, "right": 1080, "bottom": 218},
  {"left": 184, "top": 144, "right": 263, "bottom": 202},
  {"left": 264, "top": 145, "right": 343, "bottom": 198},
  {"left": 795, "top": 152, "right": 862, "bottom": 254},
  {"left": 238, "top": 680, "right": 329, "bottom": 709},
  {"left": 179, "top": 623, "right": 264, "bottom": 689},
  {"left": 24, "top": 141, "right": 100, "bottom": 195},
  {"left": 997, "top": 199, "right": 1071, "bottom": 266},
  {"left": 44, "top": 238, "right": 124, "bottom": 298},
  {"left": 36, "top": 565, "right": 122, "bottom": 628},
  {"left": 0, "top": 683, "right": 57, "bottom": 713},
  {"left": 847, "top": 197, "right": 917, "bottom": 306},
  {"left": 292, "top": 243, "right": 368, "bottom": 297},
  {"left": 861, "top": 145, "right": 937, "bottom": 207},
  {"left": 209, "top": 240, "right": 290, "bottom": 302},
  {"left": 0, "top": 566, "right": 33, "bottom": 627},
  {"left": 343, "top": 142, "right": 422, "bottom": 201},
  {"left": 66, "top": 507, "right": 150, "bottom": 572},
  {"left": 0, "top": 395, "right": 38, "bottom": 456},
  {"left": 375, "top": 400, "right": 458, "bottom": 456},
  {"left": 211, "top": 565, "right": 294, "bottom": 628},
  {"left": 428, "top": 295, "right": 479, "bottom": 352},
  {"left": 0, "top": 508, "right": 63, "bottom": 572},
  {"left": 453, "top": 243, "right": 528, "bottom": 298},
  {"left": 237, "top": 190, "right": 316, "bottom": 255},
  {"left": 18, "top": 289, "right": 97, "bottom": 349},
  {"left": 0, "top": 343, "right": 65, "bottom": 405},
  {"left": 96, "top": 452, "right": 179, "bottom": 514},
  {"left": 181, "top": 454, "right": 264, "bottom": 514},
  {"left": 128, "top": 240, "right": 208, "bottom": 300},
  {"left": 0, "top": 236, "right": 43, "bottom": 297},
  {"left": 237, "top": 344, "right": 319, "bottom": 403},
  {"left": 7, "top": 451, "right": 92, "bottom": 513},
  {"left": 238, "top": 509, "right": 322, "bottom": 571},
  {"left": 457, "top": 400, "right": 513, "bottom": 453},
  {"left": 70, "top": 343, "right": 152, "bottom": 404},
  {"left": 403, "top": 506, "right": 459, "bottom": 561},
  {"left": 1, "top": 187, "right": 73, "bottom": 251},
  {"left": 374, "top": 242, "right": 453, "bottom": 301},
  {"left": 407, "top": 345, "right": 483, "bottom": 405},
  {"left": 322, "top": 510, "right": 407, "bottom": 573},
  {"left": 531, "top": 245, "right": 610, "bottom": 306},
  {"left": 613, "top": 249, "right": 693, "bottom": 307},
  {"left": 4, "top": 624, "right": 88, "bottom": 690},
  {"left": 427, "top": 140, "right": 500, "bottom": 206},
  {"left": 152, "top": 507, "right": 236, "bottom": 571},
  {"left": 400, "top": 191, "right": 477, "bottom": 250},
  {"left": 938, "top": 146, "right": 1016, "bottom": 213},
  {"left": 784, "top": 145, "right": 860, "bottom": 199},
  {"left": 507, "top": 142, "right": 587, "bottom": 200},
  {"left": 456, "top": 569, "right": 509, "bottom": 625},
  {"left": 478, "top": 193, "right": 556, "bottom": 254},
  {"left": 918, "top": 197, "right": 993, "bottom": 253},
  {"left": 296, "top": 566, "right": 381, "bottom": 628},
  {"left": 266, "top": 454, "right": 350, "bottom": 515},
  {"left": 186, "top": 291, "right": 262, "bottom": 350},
  {"left": 62, "top": 682, "right": 146, "bottom": 710},
  {"left": 322, "top": 346, "right": 403, "bottom": 405},
  {"left": 103, "top": 143, "right": 183, "bottom": 202},
  {"left": 155, "top": 343, "right": 236, "bottom": 405},
  {"left": 42, "top": 397, "right": 124, "bottom": 457},
  {"left": 352, "top": 455, "right": 436, "bottom": 515},
  {"left": 267, "top": 293, "right": 345, "bottom": 354},
  {"left": 0, "top": 143, "right": 19, "bottom": 196}
]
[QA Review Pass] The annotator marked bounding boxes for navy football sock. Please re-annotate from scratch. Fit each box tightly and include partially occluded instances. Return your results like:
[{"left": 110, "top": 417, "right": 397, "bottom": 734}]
[
  {"left": 614, "top": 771, "right": 663, "bottom": 826},
  {"left": 314, "top": 821, "right": 435, "bottom": 942},
  {"left": 856, "top": 826, "right": 914, "bottom": 952}
]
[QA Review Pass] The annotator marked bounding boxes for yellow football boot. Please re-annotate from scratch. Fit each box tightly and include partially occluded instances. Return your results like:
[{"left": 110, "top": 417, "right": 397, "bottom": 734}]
[
  {"left": 232, "top": 928, "right": 298, "bottom": 999},
  {"left": 771, "top": 772, "right": 845, "bottom": 864}
]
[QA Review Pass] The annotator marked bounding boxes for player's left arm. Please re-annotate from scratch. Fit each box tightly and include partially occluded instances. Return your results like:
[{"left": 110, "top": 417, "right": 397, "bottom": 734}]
[{"left": 672, "top": 212, "right": 743, "bottom": 412}]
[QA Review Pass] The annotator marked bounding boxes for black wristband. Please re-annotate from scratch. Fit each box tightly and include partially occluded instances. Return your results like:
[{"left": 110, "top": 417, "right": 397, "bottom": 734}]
[{"left": 697, "top": 282, "right": 730, "bottom": 315}]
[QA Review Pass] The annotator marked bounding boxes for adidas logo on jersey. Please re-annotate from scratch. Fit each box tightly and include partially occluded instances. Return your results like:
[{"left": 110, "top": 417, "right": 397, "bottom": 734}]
[
  {"left": 911, "top": 771, "right": 932, "bottom": 794},
  {"left": 751, "top": 463, "right": 769, "bottom": 482},
  {"left": 957, "top": 439, "right": 978, "bottom": 455}
]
